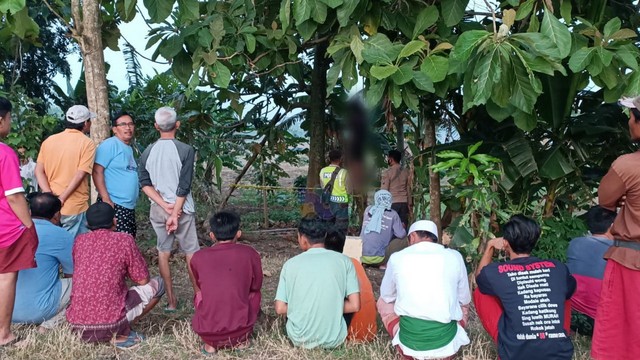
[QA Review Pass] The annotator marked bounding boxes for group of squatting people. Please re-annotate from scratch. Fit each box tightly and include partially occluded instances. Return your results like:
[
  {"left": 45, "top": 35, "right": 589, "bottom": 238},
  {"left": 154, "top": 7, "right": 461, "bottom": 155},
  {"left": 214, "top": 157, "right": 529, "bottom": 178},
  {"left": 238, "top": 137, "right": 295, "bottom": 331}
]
[{"left": 1, "top": 94, "right": 640, "bottom": 359}]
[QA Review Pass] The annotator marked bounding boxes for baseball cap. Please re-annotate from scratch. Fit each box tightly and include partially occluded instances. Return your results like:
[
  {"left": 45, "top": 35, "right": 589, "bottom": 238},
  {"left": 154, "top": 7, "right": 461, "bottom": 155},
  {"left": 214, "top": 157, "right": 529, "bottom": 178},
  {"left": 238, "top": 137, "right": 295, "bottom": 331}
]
[
  {"left": 618, "top": 96, "right": 640, "bottom": 109},
  {"left": 66, "top": 105, "right": 96, "bottom": 124},
  {"left": 407, "top": 220, "right": 438, "bottom": 240},
  {"left": 86, "top": 202, "right": 115, "bottom": 230}
]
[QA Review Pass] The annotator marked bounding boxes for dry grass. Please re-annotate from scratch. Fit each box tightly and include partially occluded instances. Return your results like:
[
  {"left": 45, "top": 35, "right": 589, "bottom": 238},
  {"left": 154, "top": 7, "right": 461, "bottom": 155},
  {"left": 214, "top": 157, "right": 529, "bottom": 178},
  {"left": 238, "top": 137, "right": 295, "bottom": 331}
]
[{"left": 1, "top": 235, "right": 594, "bottom": 360}]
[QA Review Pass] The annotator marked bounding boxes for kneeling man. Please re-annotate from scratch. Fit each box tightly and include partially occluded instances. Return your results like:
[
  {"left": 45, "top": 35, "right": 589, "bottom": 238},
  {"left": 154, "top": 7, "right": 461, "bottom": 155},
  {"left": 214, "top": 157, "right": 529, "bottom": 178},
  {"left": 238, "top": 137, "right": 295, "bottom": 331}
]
[
  {"left": 274, "top": 217, "right": 360, "bottom": 349},
  {"left": 12, "top": 193, "right": 73, "bottom": 331},
  {"left": 66, "top": 203, "right": 164, "bottom": 348},
  {"left": 475, "top": 215, "right": 576, "bottom": 360},
  {"left": 378, "top": 220, "right": 471, "bottom": 360}
]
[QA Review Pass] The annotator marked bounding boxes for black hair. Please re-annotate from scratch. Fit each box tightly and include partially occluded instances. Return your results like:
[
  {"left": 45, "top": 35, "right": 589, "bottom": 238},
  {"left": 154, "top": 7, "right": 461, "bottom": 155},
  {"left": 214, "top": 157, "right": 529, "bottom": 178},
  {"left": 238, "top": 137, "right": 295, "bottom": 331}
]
[
  {"left": 111, "top": 111, "right": 134, "bottom": 127},
  {"left": 413, "top": 230, "right": 438, "bottom": 243},
  {"left": 210, "top": 211, "right": 240, "bottom": 241},
  {"left": 325, "top": 228, "right": 346, "bottom": 253},
  {"left": 64, "top": 120, "right": 86, "bottom": 131},
  {"left": 585, "top": 206, "right": 617, "bottom": 235},
  {"left": 0, "top": 97, "right": 12, "bottom": 118},
  {"left": 328, "top": 149, "right": 342, "bottom": 163},
  {"left": 631, "top": 108, "right": 640, "bottom": 122},
  {"left": 86, "top": 202, "right": 115, "bottom": 230},
  {"left": 502, "top": 214, "right": 541, "bottom": 255},
  {"left": 298, "top": 216, "right": 327, "bottom": 244},
  {"left": 388, "top": 149, "right": 402, "bottom": 163},
  {"left": 27, "top": 192, "right": 61, "bottom": 220}
]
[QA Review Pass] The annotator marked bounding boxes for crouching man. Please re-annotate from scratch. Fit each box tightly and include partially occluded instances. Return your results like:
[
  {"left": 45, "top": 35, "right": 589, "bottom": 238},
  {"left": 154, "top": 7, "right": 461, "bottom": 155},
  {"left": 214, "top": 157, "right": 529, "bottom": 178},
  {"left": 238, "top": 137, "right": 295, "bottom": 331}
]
[
  {"left": 66, "top": 203, "right": 164, "bottom": 348},
  {"left": 377, "top": 220, "right": 471, "bottom": 360}
]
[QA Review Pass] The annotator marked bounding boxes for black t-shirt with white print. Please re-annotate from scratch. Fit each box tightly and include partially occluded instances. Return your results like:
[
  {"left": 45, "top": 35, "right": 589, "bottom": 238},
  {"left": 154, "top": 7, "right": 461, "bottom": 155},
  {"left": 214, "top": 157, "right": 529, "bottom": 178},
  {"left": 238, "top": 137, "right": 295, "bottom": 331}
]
[{"left": 476, "top": 257, "right": 576, "bottom": 360}]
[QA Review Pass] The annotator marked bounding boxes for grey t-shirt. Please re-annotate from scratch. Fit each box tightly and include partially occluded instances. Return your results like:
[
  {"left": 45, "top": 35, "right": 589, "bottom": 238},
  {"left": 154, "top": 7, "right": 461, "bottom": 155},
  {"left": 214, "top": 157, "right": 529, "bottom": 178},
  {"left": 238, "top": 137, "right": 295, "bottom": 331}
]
[
  {"left": 139, "top": 139, "right": 195, "bottom": 214},
  {"left": 360, "top": 206, "right": 407, "bottom": 257}
]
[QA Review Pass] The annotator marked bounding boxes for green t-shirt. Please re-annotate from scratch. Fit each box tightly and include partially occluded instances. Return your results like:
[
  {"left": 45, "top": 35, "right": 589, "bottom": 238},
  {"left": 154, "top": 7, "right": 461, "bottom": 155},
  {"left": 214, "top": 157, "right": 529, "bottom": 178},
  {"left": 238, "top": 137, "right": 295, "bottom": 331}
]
[{"left": 275, "top": 248, "right": 360, "bottom": 349}]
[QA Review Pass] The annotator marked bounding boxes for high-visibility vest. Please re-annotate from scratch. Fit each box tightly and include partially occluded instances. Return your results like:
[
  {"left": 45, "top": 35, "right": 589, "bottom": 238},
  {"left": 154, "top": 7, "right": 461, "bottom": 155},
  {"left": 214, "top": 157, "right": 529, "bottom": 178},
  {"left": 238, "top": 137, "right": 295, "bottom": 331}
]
[{"left": 319, "top": 165, "right": 349, "bottom": 203}]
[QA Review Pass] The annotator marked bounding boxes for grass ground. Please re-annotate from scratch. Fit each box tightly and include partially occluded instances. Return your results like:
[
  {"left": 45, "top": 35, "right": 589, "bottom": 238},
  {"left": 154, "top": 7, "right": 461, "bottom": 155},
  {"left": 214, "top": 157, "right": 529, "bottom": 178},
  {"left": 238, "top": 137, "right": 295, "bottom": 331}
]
[{"left": 1, "top": 200, "right": 594, "bottom": 359}]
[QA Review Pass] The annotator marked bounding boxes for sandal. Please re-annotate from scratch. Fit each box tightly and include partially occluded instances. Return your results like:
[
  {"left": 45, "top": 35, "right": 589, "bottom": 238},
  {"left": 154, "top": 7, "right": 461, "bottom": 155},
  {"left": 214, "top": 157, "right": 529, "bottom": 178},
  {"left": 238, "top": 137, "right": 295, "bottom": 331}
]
[
  {"left": 201, "top": 345, "right": 216, "bottom": 356},
  {"left": 115, "top": 331, "right": 145, "bottom": 349}
]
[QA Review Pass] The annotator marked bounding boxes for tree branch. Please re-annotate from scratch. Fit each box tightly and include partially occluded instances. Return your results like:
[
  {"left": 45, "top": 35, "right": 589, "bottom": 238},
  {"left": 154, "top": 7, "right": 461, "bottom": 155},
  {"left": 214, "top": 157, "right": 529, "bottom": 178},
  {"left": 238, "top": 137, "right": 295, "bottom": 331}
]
[
  {"left": 70, "top": 0, "right": 83, "bottom": 37},
  {"left": 120, "top": 36, "right": 169, "bottom": 64},
  {"left": 300, "top": 35, "right": 331, "bottom": 49},
  {"left": 43, "top": 0, "right": 77, "bottom": 37},
  {"left": 252, "top": 60, "right": 302, "bottom": 77}
]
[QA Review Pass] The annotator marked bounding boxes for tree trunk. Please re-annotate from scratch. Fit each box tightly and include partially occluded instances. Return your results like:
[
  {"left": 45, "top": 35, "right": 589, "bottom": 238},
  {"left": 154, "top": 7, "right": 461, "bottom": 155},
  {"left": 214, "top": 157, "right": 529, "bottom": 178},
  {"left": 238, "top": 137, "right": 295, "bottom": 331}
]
[
  {"left": 425, "top": 111, "right": 441, "bottom": 236},
  {"left": 395, "top": 115, "right": 404, "bottom": 151},
  {"left": 306, "top": 41, "right": 329, "bottom": 189}
]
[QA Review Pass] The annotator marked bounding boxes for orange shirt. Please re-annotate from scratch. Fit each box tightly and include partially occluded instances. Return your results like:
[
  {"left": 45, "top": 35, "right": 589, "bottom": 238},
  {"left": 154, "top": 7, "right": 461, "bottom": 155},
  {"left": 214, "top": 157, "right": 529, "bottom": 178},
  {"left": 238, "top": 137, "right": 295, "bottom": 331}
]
[
  {"left": 37, "top": 129, "right": 96, "bottom": 216},
  {"left": 348, "top": 258, "right": 377, "bottom": 342}
]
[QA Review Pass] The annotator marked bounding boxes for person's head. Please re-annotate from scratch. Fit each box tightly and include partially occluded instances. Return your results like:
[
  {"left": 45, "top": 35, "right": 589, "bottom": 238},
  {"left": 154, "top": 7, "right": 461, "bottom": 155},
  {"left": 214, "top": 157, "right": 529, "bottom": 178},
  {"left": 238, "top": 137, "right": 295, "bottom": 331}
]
[
  {"left": 154, "top": 106, "right": 179, "bottom": 133},
  {"left": 502, "top": 214, "right": 541, "bottom": 255},
  {"left": 585, "top": 206, "right": 617, "bottom": 235},
  {"left": 209, "top": 211, "right": 241, "bottom": 242},
  {"left": 0, "top": 97, "right": 13, "bottom": 138},
  {"left": 111, "top": 111, "right": 135, "bottom": 144},
  {"left": 373, "top": 189, "right": 393, "bottom": 209},
  {"left": 328, "top": 149, "right": 342, "bottom": 165},
  {"left": 325, "top": 228, "right": 346, "bottom": 253},
  {"left": 407, "top": 220, "right": 438, "bottom": 245},
  {"left": 297, "top": 216, "right": 327, "bottom": 251},
  {"left": 86, "top": 202, "right": 116, "bottom": 231},
  {"left": 388, "top": 149, "right": 402, "bottom": 166},
  {"left": 618, "top": 96, "right": 640, "bottom": 141},
  {"left": 65, "top": 105, "right": 95, "bottom": 133},
  {"left": 27, "top": 192, "right": 62, "bottom": 224}
]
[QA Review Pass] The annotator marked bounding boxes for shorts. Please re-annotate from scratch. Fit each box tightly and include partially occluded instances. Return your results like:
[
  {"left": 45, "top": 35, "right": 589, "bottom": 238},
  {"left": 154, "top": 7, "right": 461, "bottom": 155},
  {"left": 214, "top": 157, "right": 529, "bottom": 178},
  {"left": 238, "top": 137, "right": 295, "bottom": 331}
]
[
  {"left": 40, "top": 278, "right": 72, "bottom": 329},
  {"left": 61, "top": 212, "right": 89, "bottom": 239},
  {"left": 0, "top": 225, "right": 38, "bottom": 273},
  {"left": 97, "top": 198, "right": 137, "bottom": 238},
  {"left": 149, "top": 203, "right": 199, "bottom": 254}
]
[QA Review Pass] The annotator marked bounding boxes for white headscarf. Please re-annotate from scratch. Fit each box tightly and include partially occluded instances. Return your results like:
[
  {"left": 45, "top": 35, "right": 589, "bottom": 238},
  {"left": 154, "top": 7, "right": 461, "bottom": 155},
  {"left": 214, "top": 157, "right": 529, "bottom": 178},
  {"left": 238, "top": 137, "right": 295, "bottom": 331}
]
[{"left": 364, "top": 190, "right": 393, "bottom": 234}]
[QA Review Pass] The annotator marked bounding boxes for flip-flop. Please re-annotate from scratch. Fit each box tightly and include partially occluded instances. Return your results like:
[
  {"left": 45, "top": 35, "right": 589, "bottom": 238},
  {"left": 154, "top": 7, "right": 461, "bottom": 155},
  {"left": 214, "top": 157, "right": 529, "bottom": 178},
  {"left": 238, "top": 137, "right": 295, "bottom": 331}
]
[
  {"left": 164, "top": 301, "right": 180, "bottom": 313},
  {"left": 115, "top": 331, "right": 145, "bottom": 349},
  {"left": 201, "top": 345, "right": 216, "bottom": 356}
]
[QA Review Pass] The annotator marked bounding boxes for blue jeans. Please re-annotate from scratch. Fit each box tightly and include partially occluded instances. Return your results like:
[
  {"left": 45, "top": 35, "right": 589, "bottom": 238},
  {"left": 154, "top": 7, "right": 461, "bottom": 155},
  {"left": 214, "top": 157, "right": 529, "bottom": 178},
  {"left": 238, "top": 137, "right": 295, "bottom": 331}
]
[{"left": 61, "top": 212, "right": 89, "bottom": 239}]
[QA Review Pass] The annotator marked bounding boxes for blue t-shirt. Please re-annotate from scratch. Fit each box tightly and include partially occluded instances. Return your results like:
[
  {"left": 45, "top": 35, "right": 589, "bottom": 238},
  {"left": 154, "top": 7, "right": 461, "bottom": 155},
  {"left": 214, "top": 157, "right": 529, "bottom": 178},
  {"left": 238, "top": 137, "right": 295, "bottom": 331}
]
[
  {"left": 95, "top": 136, "right": 139, "bottom": 209},
  {"left": 566, "top": 235, "right": 613, "bottom": 280},
  {"left": 12, "top": 219, "right": 74, "bottom": 323}
]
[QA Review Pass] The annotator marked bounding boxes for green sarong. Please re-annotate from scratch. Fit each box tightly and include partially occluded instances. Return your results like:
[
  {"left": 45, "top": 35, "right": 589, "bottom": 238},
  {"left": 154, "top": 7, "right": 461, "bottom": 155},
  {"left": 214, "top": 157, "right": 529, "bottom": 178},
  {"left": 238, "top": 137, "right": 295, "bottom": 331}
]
[{"left": 399, "top": 316, "right": 457, "bottom": 351}]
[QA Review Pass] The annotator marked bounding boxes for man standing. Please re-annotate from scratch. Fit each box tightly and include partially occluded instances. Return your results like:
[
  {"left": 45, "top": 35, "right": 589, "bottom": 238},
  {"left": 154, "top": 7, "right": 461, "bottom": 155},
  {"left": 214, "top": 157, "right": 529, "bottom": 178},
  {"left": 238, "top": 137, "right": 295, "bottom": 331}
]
[
  {"left": 93, "top": 112, "right": 139, "bottom": 237},
  {"left": 592, "top": 96, "right": 640, "bottom": 360},
  {"left": 475, "top": 215, "right": 575, "bottom": 360},
  {"left": 13, "top": 193, "right": 73, "bottom": 332},
  {"left": 66, "top": 203, "right": 164, "bottom": 348},
  {"left": 35, "top": 105, "right": 96, "bottom": 238},
  {"left": 0, "top": 97, "right": 38, "bottom": 347},
  {"left": 381, "top": 149, "right": 411, "bottom": 228},
  {"left": 139, "top": 106, "right": 198, "bottom": 312},
  {"left": 274, "top": 217, "right": 360, "bottom": 349},
  {"left": 378, "top": 220, "right": 471, "bottom": 359},
  {"left": 566, "top": 206, "right": 615, "bottom": 320},
  {"left": 319, "top": 150, "right": 350, "bottom": 235}
]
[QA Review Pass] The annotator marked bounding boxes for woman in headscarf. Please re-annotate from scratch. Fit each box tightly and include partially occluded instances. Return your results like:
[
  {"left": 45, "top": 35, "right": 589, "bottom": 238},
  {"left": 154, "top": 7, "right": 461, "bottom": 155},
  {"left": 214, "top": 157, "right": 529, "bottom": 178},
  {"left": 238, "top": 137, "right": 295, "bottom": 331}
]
[{"left": 360, "top": 190, "right": 406, "bottom": 268}]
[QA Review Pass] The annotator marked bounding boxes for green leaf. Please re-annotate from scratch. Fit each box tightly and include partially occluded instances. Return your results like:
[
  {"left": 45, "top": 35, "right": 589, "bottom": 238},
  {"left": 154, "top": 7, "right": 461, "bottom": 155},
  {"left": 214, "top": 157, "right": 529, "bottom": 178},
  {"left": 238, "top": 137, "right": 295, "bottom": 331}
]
[
  {"left": 586, "top": 56, "right": 604, "bottom": 76},
  {"left": 244, "top": 34, "right": 256, "bottom": 53},
  {"left": 609, "top": 29, "right": 638, "bottom": 41},
  {"left": 197, "top": 28, "right": 213, "bottom": 48},
  {"left": 297, "top": 20, "right": 317, "bottom": 41},
  {"left": 603, "top": 17, "right": 621, "bottom": 39},
  {"left": 279, "top": 0, "right": 291, "bottom": 30},
  {"left": 471, "top": 46, "right": 498, "bottom": 106},
  {"left": 468, "top": 141, "right": 482, "bottom": 156},
  {"left": 541, "top": 10, "right": 572, "bottom": 59},
  {"left": 389, "top": 83, "right": 402, "bottom": 108},
  {"left": 312, "top": 0, "right": 327, "bottom": 23},
  {"left": 342, "top": 55, "right": 358, "bottom": 90},
  {"left": 510, "top": 60, "right": 538, "bottom": 113},
  {"left": 441, "top": 0, "right": 469, "bottom": 27},
  {"left": 539, "top": 145, "right": 575, "bottom": 180},
  {"left": 362, "top": 33, "right": 394, "bottom": 64},
  {"left": 597, "top": 65, "right": 619, "bottom": 90},
  {"left": 293, "top": 0, "right": 312, "bottom": 24},
  {"left": 211, "top": 62, "right": 231, "bottom": 88},
  {"left": 623, "top": 71, "right": 640, "bottom": 97},
  {"left": 337, "top": 0, "right": 358, "bottom": 27},
  {"left": 420, "top": 55, "right": 449, "bottom": 82},
  {"left": 159, "top": 35, "right": 184, "bottom": 59},
  {"left": 504, "top": 132, "right": 538, "bottom": 177},
  {"left": 391, "top": 59, "right": 417, "bottom": 85},
  {"left": 122, "top": 0, "right": 138, "bottom": 22},
  {"left": 450, "top": 30, "right": 491, "bottom": 65},
  {"left": 597, "top": 48, "right": 614, "bottom": 67},
  {"left": 319, "top": 0, "right": 342, "bottom": 8},
  {"left": 365, "top": 79, "right": 387, "bottom": 106},
  {"left": 436, "top": 150, "right": 465, "bottom": 159},
  {"left": 412, "top": 71, "right": 435, "bottom": 92},
  {"left": 350, "top": 34, "right": 364, "bottom": 64},
  {"left": 486, "top": 100, "right": 514, "bottom": 121},
  {"left": 370, "top": 64, "right": 399, "bottom": 80},
  {"left": 326, "top": 57, "right": 344, "bottom": 93},
  {"left": 615, "top": 44, "right": 639, "bottom": 70},
  {"left": 8, "top": 6, "right": 38, "bottom": 40},
  {"left": 560, "top": 0, "right": 572, "bottom": 24},
  {"left": 402, "top": 90, "right": 419, "bottom": 111},
  {"left": 568, "top": 47, "right": 595, "bottom": 72},
  {"left": 172, "top": 50, "right": 193, "bottom": 84},
  {"left": 0, "top": 0, "right": 24, "bottom": 14},
  {"left": 178, "top": 0, "right": 199, "bottom": 22},
  {"left": 515, "top": 0, "right": 535, "bottom": 21},
  {"left": 412, "top": 5, "right": 439, "bottom": 39},
  {"left": 144, "top": 0, "right": 175, "bottom": 22},
  {"left": 513, "top": 110, "right": 537, "bottom": 131},
  {"left": 398, "top": 40, "right": 426, "bottom": 59}
]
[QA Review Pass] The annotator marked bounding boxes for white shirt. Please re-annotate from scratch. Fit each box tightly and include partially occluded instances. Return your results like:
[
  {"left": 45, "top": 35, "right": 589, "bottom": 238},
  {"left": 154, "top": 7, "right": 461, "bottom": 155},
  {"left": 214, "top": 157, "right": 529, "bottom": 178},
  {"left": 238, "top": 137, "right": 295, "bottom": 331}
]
[{"left": 380, "top": 241, "right": 471, "bottom": 359}]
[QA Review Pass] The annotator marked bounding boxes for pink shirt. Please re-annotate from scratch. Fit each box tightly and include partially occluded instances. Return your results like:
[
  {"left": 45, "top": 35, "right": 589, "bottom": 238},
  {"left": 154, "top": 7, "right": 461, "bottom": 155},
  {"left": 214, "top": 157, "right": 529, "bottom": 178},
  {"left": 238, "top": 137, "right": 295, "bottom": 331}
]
[{"left": 0, "top": 143, "right": 26, "bottom": 248}]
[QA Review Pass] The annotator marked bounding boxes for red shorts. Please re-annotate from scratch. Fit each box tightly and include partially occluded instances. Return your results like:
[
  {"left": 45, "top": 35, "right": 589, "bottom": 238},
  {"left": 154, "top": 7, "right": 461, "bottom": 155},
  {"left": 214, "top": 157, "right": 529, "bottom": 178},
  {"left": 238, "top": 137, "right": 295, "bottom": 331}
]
[{"left": 0, "top": 225, "right": 38, "bottom": 273}]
